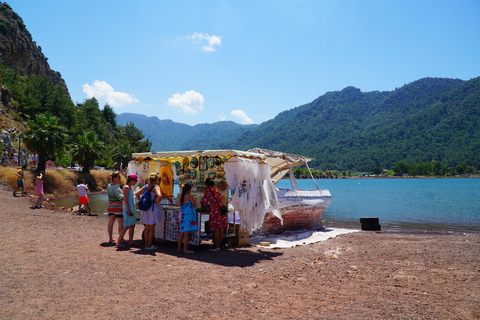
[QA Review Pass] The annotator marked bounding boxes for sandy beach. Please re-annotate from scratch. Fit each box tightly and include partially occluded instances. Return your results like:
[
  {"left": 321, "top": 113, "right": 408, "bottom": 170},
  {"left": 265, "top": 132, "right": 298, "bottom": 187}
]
[{"left": 0, "top": 182, "right": 479, "bottom": 320}]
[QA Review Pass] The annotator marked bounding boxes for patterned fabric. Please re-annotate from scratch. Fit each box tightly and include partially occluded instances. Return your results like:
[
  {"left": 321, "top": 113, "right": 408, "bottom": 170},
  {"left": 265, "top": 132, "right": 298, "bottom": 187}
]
[
  {"left": 179, "top": 200, "right": 198, "bottom": 232},
  {"left": 107, "top": 183, "right": 123, "bottom": 213},
  {"left": 35, "top": 179, "right": 43, "bottom": 196},
  {"left": 201, "top": 187, "right": 228, "bottom": 231}
]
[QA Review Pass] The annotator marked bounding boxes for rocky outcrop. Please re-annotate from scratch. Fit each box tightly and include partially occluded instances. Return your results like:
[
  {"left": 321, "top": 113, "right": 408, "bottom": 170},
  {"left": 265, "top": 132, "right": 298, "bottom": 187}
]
[{"left": 0, "top": 3, "right": 69, "bottom": 94}]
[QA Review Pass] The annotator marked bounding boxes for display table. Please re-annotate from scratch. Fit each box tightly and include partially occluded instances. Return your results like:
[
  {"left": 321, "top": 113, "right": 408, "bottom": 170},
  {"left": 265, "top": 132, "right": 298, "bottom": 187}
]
[{"left": 154, "top": 205, "right": 208, "bottom": 246}]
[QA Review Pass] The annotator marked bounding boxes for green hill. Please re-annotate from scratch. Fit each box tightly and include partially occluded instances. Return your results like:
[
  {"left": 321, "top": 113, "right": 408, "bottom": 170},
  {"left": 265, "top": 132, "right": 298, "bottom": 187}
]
[
  {"left": 125, "top": 77, "right": 479, "bottom": 171},
  {"left": 217, "top": 77, "right": 479, "bottom": 170}
]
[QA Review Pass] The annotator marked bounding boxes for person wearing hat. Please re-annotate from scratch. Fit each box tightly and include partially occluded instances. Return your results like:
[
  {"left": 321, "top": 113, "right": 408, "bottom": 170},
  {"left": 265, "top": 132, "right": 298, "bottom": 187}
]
[{"left": 116, "top": 174, "right": 140, "bottom": 248}]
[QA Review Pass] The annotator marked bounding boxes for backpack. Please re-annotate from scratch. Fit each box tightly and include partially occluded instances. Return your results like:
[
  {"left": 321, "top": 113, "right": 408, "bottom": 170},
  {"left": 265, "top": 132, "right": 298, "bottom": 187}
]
[{"left": 137, "top": 185, "right": 157, "bottom": 211}]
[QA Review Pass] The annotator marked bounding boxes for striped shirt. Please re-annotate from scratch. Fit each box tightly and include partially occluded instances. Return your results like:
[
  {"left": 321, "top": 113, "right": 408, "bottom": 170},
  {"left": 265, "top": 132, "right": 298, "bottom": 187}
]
[{"left": 107, "top": 183, "right": 124, "bottom": 212}]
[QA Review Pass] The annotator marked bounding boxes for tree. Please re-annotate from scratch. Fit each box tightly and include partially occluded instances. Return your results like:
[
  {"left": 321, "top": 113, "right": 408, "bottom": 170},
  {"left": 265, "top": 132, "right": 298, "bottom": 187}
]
[
  {"left": 392, "top": 161, "right": 409, "bottom": 176},
  {"left": 23, "top": 113, "right": 67, "bottom": 173},
  {"left": 71, "top": 130, "right": 104, "bottom": 173},
  {"left": 112, "top": 141, "right": 134, "bottom": 169},
  {"left": 102, "top": 104, "right": 117, "bottom": 128},
  {"left": 119, "top": 122, "right": 152, "bottom": 152}
]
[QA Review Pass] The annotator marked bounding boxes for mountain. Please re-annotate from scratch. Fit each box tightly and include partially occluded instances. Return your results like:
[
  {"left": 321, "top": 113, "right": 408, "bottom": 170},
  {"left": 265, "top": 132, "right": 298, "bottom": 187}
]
[
  {"left": 0, "top": 2, "right": 68, "bottom": 93},
  {"left": 122, "top": 77, "right": 480, "bottom": 171},
  {"left": 216, "top": 77, "right": 480, "bottom": 170},
  {"left": 116, "top": 113, "right": 257, "bottom": 151}
]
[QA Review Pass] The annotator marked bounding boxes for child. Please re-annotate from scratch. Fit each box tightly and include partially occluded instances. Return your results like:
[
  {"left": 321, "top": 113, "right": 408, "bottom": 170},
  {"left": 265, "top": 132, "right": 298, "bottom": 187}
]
[
  {"left": 13, "top": 165, "right": 27, "bottom": 197},
  {"left": 177, "top": 183, "right": 197, "bottom": 254},
  {"left": 77, "top": 180, "right": 93, "bottom": 215},
  {"left": 34, "top": 173, "right": 44, "bottom": 208}
]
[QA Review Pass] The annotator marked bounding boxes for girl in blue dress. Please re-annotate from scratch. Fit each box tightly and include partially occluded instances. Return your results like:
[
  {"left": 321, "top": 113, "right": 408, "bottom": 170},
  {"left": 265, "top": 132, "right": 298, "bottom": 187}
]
[{"left": 177, "top": 183, "right": 198, "bottom": 254}]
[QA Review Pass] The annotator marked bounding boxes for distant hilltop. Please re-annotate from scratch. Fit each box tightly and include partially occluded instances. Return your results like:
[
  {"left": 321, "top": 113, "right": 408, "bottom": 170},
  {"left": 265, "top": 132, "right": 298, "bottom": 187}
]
[{"left": 0, "top": 2, "right": 68, "bottom": 94}]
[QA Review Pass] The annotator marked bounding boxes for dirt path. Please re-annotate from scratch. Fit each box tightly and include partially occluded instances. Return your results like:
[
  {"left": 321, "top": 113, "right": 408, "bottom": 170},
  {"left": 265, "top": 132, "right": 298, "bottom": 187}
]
[{"left": 0, "top": 183, "right": 479, "bottom": 319}]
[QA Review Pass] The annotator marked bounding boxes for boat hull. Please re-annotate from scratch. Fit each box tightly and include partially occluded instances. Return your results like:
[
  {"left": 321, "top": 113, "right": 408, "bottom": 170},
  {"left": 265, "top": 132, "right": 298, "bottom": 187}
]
[{"left": 260, "top": 188, "right": 332, "bottom": 234}]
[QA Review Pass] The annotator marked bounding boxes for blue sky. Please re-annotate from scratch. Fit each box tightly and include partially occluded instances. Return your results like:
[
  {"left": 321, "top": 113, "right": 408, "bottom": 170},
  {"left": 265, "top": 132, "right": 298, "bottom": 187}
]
[{"left": 7, "top": 0, "right": 480, "bottom": 126}]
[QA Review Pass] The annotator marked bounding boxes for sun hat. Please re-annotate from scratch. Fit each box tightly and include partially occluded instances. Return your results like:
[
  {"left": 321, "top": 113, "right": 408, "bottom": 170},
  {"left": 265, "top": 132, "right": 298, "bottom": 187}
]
[{"left": 129, "top": 174, "right": 140, "bottom": 181}]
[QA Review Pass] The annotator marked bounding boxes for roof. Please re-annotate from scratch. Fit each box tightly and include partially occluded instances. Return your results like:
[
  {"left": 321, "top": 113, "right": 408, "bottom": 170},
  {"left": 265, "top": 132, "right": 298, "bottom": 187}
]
[
  {"left": 248, "top": 148, "right": 315, "bottom": 183},
  {"left": 131, "top": 149, "right": 266, "bottom": 163},
  {"left": 132, "top": 148, "right": 314, "bottom": 183}
]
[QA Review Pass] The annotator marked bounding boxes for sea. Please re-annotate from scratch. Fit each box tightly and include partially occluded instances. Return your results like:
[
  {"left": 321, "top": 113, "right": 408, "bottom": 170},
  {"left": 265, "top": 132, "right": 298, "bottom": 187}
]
[
  {"left": 51, "top": 177, "right": 480, "bottom": 234},
  {"left": 276, "top": 177, "right": 480, "bottom": 233}
]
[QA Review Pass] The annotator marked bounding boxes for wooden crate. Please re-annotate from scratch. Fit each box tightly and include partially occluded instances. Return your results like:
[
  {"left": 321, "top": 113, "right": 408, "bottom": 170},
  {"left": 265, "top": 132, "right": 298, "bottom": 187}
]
[{"left": 228, "top": 223, "right": 250, "bottom": 247}]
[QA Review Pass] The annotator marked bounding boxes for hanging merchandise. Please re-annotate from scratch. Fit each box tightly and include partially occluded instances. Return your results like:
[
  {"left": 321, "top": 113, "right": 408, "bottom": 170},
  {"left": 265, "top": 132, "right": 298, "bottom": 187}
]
[
  {"left": 224, "top": 157, "right": 280, "bottom": 234},
  {"left": 160, "top": 162, "right": 175, "bottom": 200}
]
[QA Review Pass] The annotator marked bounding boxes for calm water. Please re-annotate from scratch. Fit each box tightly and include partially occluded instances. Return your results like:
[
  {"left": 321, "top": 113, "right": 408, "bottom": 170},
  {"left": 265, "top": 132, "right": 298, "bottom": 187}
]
[
  {"left": 277, "top": 177, "right": 480, "bottom": 233},
  {"left": 51, "top": 178, "right": 480, "bottom": 233}
]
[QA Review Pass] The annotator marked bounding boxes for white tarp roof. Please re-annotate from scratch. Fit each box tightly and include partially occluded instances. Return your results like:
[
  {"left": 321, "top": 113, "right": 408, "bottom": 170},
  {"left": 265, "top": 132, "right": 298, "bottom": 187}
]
[
  {"left": 132, "top": 148, "right": 314, "bottom": 183},
  {"left": 248, "top": 148, "right": 315, "bottom": 183}
]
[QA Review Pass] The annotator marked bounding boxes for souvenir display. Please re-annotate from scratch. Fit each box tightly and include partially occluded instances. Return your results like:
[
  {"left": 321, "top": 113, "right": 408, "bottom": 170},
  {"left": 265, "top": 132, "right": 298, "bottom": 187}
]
[
  {"left": 199, "top": 157, "right": 207, "bottom": 171},
  {"left": 190, "top": 157, "right": 198, "bottom": 168},
  {"left": 208, "top": 171, "right": 216, "bottom": 180},
  {"left": 207, "top": 157, "right": 214, "bottom": 169},
  {"left": 182, "top": 157, "right": 190, "bottom": 167},
  {"left": 190, "top": 169, "right": 196, "bottom": 179},
  {"left": 218, "top": 179, "right": 227, "bottom": 191},
  {"left": 200, "top": 171, "right": 205, "bottom": 182},
  {"left": 215, "top": 157, "right": 221, "bottom": 166},
  {"left": 221, "top": 157, "right": 227, "bottom": 164}
]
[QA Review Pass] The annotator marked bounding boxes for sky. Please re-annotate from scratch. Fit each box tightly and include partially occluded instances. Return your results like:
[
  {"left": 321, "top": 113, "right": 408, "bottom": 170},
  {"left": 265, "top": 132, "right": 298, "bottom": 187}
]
[{"left": 7, "top": 0, "right": 480, "bottom": 126}]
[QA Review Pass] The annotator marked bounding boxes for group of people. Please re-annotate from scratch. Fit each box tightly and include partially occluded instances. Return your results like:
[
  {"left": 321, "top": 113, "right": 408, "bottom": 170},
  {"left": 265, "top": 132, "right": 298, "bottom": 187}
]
[
  {"left": 106, "top": 171, "right": 228, "bottom": 252},
  {"left": 2, "top": 150, "right": 37, "bottom": 168}
]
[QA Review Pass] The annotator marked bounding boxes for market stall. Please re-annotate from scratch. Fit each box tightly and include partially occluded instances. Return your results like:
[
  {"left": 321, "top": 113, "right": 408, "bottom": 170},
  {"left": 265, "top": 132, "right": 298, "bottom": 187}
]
[{"left": 127, "top": 149, "right": 280, "bottom": 246}]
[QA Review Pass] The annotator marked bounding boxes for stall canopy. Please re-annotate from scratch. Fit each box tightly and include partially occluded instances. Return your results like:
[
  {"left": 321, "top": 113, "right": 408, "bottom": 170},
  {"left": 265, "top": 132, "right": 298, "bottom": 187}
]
[
  {"left": 247, "top": 148, "right": 315, "bottom": 184},
  {"left": 131, "top": 150, "right": 266, "bottom": 163}
]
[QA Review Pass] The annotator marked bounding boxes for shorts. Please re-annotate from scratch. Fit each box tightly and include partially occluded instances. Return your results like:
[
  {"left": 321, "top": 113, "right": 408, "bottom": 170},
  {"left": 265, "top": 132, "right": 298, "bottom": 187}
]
[
  {"left": 17, "top": 180, "right": 24, "bottom": 187},
  {"left": 108, "top": 213, "right": 123, "bottom": 218},
  {"left": 79, "top": 196, "right": 89, "bottom": 204}
]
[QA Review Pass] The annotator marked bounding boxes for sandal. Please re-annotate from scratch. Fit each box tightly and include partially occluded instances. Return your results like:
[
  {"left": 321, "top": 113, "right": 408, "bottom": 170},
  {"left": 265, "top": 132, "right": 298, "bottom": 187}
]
[
  {"left": 183, "top": 250, "right": 194, "bottom": 254},
  {"left": 115, "top": 243, "right": 126, "bottom": 248},
  {"left": 209, "top": 248, "right": 220, "bottom": 252}
]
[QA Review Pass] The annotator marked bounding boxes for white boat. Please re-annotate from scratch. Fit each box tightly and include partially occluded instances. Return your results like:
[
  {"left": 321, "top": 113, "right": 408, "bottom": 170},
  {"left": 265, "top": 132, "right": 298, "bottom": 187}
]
[{"left": 248, "top": 148, "right": 332, "bottom": 233}]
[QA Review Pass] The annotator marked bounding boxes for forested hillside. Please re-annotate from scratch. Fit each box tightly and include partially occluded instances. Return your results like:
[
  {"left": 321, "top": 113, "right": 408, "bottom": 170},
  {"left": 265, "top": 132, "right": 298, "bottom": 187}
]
[
  {"left": 216, "top": 77, "right": 479, "bottom": 171},
  {"left": 126, "top": 76, "right": 479, "bottom": 172}
]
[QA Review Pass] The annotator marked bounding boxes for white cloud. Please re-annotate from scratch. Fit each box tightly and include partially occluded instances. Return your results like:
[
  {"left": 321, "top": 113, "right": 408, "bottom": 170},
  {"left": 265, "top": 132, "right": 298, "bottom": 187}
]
[
  {"left": 185, "top": 32, "right": 222, "bottom": 52},
  {"left": 218, "top": 112, "right": 226, "bottom": 121},
  {"left": 231, "top": 109, "right": 253, "bottom": 124},
  {"left": 82, "top": 80, "right": 139, "bottom": 107},
  {"left": 168, "top": 90, "right": 204, "bottom": 114}
]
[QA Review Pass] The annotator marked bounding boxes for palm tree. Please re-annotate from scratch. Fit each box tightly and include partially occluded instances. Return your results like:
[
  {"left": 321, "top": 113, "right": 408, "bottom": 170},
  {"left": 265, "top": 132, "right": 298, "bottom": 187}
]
[
  {"left": 112, "top": 141, "right": 134, "bottom": 169},
  {"left": 71, "top": 130, "right": 104, "bottom": 173},
  {"left": 23, "top": 113, "right": 67, "bottom": 173}
]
